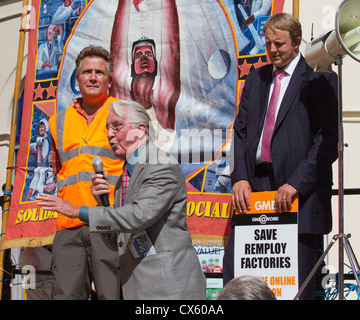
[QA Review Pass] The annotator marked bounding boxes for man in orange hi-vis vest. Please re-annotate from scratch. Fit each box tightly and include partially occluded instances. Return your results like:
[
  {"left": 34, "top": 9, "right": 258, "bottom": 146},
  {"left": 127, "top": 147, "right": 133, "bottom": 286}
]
[{"left": 48, "top": 46, "right": 123, "bottom": 299}]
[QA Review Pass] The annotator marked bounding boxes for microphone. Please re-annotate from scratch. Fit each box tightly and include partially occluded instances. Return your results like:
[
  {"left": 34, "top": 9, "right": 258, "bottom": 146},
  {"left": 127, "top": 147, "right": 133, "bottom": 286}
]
[{"left": 92, "top": 156, "right": 110, "bottom": 207}]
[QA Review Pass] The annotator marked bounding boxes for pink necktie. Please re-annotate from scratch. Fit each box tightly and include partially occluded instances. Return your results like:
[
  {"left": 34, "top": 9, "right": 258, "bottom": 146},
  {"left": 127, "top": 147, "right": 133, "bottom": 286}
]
[
  {"left": 121, "top": 163, "right": 129, "bottom": 204},
  {"left": 261, "top": 69, "right": 286, "bottom": 163}
]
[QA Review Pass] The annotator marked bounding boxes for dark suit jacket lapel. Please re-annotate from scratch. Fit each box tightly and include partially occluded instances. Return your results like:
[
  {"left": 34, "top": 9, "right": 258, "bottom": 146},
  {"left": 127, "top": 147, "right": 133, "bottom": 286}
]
[
  {"left": 258, "top": 65, "right": 273, "bottom": 136},
  {"left": 274, "top": 56, "right": 306, "bottom": 131}
]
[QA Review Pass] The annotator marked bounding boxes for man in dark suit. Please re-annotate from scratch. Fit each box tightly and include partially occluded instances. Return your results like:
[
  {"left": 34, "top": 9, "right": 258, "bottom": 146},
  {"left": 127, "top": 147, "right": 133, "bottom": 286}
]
[{"left": 224, "top": 13, "right": 338, "bottom": 300}]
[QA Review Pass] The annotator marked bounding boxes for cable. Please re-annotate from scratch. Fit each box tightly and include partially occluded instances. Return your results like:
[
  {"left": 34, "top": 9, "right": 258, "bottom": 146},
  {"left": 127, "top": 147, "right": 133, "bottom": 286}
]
[{"left": 325, "top": 264, "right": 360, "bottom": 300}]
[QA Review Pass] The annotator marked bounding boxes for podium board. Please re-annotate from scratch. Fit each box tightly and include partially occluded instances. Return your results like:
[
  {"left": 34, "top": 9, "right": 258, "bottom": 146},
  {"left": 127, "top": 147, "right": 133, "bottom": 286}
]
[{"left": 233, "top": 191, "right": 298, "bottom": 300}]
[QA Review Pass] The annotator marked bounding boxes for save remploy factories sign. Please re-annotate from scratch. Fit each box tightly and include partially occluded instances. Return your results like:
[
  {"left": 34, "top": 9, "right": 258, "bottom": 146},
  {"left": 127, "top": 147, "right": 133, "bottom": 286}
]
[{"left": 234, "top": 191, "right": 298, "bottom": 300}]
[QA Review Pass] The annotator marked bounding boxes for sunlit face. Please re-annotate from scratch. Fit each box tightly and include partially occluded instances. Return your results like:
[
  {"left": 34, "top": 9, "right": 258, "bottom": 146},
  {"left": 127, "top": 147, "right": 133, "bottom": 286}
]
[
  {"left": 264, "top": 28, "right": 300, "bottom": 69},
  {"left": 106, "top": 110, "right": 145, "bottom": 161},
  {"left": 133, "top": 45, "right": 156, "bottom": 75},
  {"left": 76, "top": 56, "right": 112, "bottom": 99}
]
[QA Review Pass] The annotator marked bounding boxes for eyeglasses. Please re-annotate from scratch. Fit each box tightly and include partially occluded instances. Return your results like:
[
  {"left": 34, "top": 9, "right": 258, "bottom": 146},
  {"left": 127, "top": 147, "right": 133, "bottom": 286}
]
[
  {"left": 104, "top": 123, "right": 123, "bottom": 133},
  {"left": 103, "top": 122, "right": 138, "bottom": 133}
]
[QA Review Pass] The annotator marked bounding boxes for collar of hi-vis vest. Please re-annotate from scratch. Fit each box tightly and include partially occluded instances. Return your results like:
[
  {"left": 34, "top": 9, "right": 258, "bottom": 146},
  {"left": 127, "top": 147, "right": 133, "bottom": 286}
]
[{"left": 56, "top": 99, "right": 118, "bottom": 163}]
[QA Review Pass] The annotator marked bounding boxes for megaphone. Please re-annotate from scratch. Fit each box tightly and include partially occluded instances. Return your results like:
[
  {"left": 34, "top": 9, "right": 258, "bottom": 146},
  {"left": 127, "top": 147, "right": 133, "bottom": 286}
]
[{"left": 305, "top": 0, "right": 360, "bottom": 72}]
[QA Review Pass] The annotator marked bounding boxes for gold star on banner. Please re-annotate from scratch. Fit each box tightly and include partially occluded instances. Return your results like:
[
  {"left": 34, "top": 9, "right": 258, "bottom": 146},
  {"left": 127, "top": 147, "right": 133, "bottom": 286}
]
[
  {"left": 253, "top": 57, "right": 266, "bottom": 70},
  {"left": 34, "top": 83, "right": 45, "bottom": 100},
  {"left": 46, "top": 82, "right": 57, "bottom": 99},
  {"left": 239, "top": 59, "right": 252, "bottom": 78}
]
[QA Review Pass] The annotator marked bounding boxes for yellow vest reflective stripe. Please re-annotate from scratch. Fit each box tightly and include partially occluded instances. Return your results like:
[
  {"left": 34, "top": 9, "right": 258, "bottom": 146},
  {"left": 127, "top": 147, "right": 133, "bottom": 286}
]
[{"left": 57, "top": 172, "right": 119, "bottom": 190}]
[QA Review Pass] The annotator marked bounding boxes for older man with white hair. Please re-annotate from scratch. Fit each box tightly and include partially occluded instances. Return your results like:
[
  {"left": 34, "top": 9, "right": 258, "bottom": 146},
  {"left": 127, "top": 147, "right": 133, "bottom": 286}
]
[{"left": 37, "top": 100, "right": 206, "bottom": 300}]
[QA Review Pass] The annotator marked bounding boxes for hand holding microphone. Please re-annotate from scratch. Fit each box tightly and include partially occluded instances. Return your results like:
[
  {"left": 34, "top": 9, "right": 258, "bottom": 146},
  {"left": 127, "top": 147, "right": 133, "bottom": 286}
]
[{"left": 92, "top": 156, "right": 110, "bottom": 207}]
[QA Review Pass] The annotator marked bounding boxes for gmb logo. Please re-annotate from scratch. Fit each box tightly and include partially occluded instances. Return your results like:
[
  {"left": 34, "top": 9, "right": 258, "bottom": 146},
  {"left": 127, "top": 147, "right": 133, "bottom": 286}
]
[{"left": 252, "top": 214, "right": 279, "bottom": 225}]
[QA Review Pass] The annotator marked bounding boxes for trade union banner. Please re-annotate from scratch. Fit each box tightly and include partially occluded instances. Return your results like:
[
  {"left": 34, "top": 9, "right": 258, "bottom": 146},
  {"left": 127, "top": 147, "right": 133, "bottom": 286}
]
[{"left": 1, "top": 0, "right": 285, "bottom": 258}]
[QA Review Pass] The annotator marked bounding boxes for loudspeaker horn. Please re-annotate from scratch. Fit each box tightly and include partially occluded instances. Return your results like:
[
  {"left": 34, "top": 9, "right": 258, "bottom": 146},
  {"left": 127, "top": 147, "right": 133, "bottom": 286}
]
[{"left": 305, "top": 0, "right": 360, "bottom": 72}]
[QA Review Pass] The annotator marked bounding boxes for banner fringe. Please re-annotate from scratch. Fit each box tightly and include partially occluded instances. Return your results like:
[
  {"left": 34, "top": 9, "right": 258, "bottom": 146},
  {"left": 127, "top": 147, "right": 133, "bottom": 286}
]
[{"left": 0, "top": 234, "right": 54, "bottom": 250}]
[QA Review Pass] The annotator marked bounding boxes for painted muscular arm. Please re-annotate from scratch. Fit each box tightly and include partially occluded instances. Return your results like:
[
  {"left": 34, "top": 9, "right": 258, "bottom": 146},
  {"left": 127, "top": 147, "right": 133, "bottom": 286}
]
[
  {"left": 110, "top": 0, "right": 131, "bottom": 99},
  {"left": 152, "top": 0, "right": 181, "bottom": 129}
]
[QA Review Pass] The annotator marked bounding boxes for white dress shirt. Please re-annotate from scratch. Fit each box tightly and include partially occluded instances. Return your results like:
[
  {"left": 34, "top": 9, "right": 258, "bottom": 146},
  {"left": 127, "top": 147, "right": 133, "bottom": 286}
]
[{"left": 256, "top": 53, "right": 301, "bottom": 163}]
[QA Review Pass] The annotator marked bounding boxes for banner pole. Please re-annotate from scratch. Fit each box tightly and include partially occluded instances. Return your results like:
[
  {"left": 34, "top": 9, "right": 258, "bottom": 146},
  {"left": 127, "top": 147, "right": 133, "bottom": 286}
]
[
  {"left": 0, "top": 0, "right": 29, "bottom": 299},
  {"left": 293, "top": 0, "right": 299, "bottom": 19}
]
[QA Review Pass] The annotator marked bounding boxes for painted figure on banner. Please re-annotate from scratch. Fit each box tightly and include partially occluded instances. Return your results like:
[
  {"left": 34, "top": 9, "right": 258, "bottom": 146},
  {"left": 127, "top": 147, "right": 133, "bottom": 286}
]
[
  {"left": 36, "top": 24, "right": 62, "bottom": 75},
  {"left": 36, "top": 0, "right": 84, "bottom": 80},
  {"left": 110, "top": 0, "right": 180, "bottom": 150},
  {"left": 223, "top": 0, "right": 272, "bottom": 55},
  {"left": 23, "top": 110, "right": 57, "bottom": 202}
]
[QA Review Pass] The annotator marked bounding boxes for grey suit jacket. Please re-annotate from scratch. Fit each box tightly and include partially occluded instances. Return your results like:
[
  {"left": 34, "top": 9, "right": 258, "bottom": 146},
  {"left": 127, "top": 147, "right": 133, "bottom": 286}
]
[{"left": 88, "top": 142, "right": 206, "bottom": 300}]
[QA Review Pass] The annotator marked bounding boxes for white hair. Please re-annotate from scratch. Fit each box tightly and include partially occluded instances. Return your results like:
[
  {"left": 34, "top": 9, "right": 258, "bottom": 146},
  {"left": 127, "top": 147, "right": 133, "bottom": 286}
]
[{"left": 109, "top": 100, "right": 151, "bottom": 133}]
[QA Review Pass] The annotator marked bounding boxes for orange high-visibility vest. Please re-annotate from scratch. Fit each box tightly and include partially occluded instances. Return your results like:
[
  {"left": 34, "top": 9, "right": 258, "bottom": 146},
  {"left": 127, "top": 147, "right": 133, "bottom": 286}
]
[{"left": 49, "top": 97, "right": 123, "bottom": 231}]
